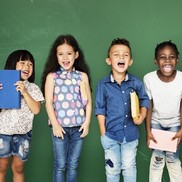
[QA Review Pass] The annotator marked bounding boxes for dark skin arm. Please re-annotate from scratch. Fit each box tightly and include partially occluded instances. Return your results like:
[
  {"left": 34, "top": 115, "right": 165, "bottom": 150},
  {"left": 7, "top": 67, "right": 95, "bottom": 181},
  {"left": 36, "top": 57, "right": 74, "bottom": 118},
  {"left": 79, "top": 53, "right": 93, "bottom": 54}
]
[
  {"left": 172, "top": 99, "right": 182, "bottom": 146},
  {"left": 145, "top": 100, "right": 157, "bottom": 147}
]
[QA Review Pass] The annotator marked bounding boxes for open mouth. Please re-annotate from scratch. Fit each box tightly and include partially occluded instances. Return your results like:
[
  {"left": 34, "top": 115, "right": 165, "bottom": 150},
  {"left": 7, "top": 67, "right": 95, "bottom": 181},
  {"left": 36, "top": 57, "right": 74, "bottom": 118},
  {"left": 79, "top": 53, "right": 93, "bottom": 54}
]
[
  {"left": 22, "top": 70, "right": 29, "bottom": 76},
  {"left": 163, "top": 65, "right": 173, "bottom": 73},
  {"left": 118, "top": 61, "right": 125, "bottom": 67},
  {"left": 63, "top": 61, "right": 70, "bottom": 67}
]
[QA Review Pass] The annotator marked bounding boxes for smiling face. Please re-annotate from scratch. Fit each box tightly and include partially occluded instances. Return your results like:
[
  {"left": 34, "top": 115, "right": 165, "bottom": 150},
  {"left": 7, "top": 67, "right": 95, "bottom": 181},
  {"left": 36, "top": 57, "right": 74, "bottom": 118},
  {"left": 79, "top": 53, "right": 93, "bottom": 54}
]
[
  {"left": 16, "top": 60, "right": 33, "bottom": 81},
  {"left": 56, "top": 43, "right": 78, "bottom": 72},
  {"left": 106, "top": 44, "right": 133, "bottom": 75},
  {"left": 155, "top": 45, "right": 178, "bottom": 78}
]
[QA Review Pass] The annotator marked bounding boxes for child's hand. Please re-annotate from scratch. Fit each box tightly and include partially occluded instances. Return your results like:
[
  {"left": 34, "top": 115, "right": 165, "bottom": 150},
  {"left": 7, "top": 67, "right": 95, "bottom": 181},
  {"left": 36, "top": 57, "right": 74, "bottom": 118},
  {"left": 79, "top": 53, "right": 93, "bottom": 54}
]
[
  {"left": 0, "top": 84, "right": 3, "bottom": 90},
  {"left": 52, "top": 124, "right": 66, "bottom": 139},
  {"left": 147, "top": 131, "right": 157, "bottom": 148},
  {"left": 172, "top": 129, "right": 182, "bottom": 146},
  {"left": 79, "top": 122, "right": 89, "bottom": 138},
  {"left": 133, "top": 113, "right": 145, "bottom": 125},
  {"left": 133, "top": 107, "right": 147, "bottom": 125},
  {"left": 15, "top": 81, "right": 27, "bottom": 95}
]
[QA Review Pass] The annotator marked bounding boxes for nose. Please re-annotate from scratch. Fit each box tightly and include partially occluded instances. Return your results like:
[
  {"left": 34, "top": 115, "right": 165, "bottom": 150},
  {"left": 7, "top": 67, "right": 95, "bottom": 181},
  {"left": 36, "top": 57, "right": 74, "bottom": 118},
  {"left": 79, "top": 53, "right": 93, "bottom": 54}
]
[
  {"left": 63, "top": 54, "right": 68, "bottom": 60},
  {"left": 24, "top": 62, "right": 32, "bottom": 69},
  {"left": 165, "top": 57, "right": 171, "bottom": 62},
  {"left": 25, "top": 62, "right": 30, "bottom": 68},
  {"left": 119, "top": 54, "right": 124, "bottom": 59}
]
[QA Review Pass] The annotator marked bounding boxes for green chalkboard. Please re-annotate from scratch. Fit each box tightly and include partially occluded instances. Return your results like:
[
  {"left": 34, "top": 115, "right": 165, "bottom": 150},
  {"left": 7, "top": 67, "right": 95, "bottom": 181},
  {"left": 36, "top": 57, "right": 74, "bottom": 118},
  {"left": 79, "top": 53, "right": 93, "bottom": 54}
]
[{"left": 1, "top": 0, "right": 182, "bottom": 181}]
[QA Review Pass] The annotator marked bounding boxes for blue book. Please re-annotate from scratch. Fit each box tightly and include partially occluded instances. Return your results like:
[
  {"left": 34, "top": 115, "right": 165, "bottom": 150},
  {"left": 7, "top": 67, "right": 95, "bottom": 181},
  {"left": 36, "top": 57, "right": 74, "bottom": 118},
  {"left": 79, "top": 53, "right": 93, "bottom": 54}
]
[{"left": 0, "top": 70, "right": 21, "bottom": 109}]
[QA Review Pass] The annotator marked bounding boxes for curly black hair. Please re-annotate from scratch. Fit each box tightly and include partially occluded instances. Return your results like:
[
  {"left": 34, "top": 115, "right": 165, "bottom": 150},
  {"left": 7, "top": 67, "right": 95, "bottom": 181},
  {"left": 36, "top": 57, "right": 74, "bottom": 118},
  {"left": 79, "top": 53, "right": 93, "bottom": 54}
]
[{"left": 155, "top": 40, "right": 179, "bottom": 59}]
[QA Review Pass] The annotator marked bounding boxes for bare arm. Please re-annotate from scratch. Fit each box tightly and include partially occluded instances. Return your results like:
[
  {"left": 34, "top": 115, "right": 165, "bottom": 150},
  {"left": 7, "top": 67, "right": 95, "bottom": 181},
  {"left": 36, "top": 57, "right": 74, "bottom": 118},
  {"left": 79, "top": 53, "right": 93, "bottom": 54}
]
[
  {"left": 45, "top": 73, "right": 65, "bottom": 139},
  {"left": 172, "top": 99, "right": 182, "bottom": 145},
  {"left": 145, "top": 100, "right": 156, "bottom": 147},
  {"left": 97, "top": 115, "right": 106, "bottom": 136},
  {"left": 80, "top": 72, "right": 92, "bottom": 138}
]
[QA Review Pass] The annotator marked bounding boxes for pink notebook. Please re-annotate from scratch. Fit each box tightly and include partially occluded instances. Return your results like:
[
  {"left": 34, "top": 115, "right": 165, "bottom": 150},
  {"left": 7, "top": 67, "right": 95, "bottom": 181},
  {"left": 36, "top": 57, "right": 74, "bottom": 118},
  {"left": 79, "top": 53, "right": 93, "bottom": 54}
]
[{"left": 149, "top": 128, "right": 178, "bottom": 152}]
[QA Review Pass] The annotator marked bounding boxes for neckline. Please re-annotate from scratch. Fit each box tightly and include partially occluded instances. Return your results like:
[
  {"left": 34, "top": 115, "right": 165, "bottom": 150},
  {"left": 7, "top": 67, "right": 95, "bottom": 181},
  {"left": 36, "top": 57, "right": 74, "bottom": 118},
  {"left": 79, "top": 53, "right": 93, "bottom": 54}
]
[{"left": 156, "top": 70, "right": 177, "bottom": 83}]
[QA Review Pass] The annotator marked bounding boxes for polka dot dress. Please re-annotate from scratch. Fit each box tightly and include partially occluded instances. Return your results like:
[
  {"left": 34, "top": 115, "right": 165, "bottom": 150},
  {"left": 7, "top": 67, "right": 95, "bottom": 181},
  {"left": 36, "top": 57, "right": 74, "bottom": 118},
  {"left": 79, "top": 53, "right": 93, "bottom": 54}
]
[{"left": 53, "top": 68, "right": 86, "bottom": 127}]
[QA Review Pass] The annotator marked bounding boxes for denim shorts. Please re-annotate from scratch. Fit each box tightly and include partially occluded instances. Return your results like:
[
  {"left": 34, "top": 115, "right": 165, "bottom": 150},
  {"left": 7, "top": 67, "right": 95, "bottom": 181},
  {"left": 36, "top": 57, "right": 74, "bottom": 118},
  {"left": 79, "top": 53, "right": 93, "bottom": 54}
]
[{"left": 0, "top": 130, "right": 32, "bottom": 161}]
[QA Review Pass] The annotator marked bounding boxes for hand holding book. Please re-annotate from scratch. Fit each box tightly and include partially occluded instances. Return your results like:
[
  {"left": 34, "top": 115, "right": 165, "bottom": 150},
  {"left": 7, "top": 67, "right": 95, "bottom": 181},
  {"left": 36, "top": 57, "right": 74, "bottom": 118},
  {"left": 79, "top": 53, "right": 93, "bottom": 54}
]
[
  {"left": 130, "top": 91, "right": 148, "bottom": 125},
  {"left": 149, "top": 129, "right": 177, "bottom": 153}
]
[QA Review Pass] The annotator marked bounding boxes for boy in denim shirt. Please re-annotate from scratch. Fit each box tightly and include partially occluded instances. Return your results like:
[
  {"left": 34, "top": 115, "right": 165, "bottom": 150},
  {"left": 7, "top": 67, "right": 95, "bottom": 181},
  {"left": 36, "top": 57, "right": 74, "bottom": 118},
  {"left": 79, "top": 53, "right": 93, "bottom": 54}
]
[{"left": 95, "top": 38, "right": 149, "bottom": 182}]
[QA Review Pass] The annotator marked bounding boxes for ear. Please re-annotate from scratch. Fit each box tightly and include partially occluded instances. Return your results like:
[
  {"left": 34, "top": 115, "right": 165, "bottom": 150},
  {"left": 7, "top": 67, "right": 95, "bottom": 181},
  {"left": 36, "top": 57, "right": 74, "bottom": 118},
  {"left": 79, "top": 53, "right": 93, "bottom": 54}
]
[
  {"left": 154, "top": 59, "right": 157, "bottom": 64},
  {"left": 106, "top": 58, "right": 111, "bottom": 65},
  {"left": 75, "top": 51, "right": 79, "bottom": 59},
  {"left": 129, "top": 59, "right": 133, "bottom": 66}
]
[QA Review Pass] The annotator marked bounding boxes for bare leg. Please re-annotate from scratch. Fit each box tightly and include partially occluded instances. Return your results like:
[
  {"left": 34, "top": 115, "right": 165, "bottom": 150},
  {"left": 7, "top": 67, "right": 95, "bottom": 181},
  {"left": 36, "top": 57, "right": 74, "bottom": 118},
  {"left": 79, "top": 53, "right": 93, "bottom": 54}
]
[
  {"left": 11, "top": 156, "right": 25, "bottom": 182},
  {"left": 0, "top": 157, "right": 10, "bottom": 182}
]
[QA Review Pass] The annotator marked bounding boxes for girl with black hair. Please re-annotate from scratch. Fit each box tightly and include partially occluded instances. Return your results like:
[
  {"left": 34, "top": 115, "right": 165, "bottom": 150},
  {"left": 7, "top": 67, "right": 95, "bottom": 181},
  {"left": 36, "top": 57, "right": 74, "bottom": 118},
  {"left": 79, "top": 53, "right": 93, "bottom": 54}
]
[{"left": 0, "top": 50, "right": 44, "bottom": 182}]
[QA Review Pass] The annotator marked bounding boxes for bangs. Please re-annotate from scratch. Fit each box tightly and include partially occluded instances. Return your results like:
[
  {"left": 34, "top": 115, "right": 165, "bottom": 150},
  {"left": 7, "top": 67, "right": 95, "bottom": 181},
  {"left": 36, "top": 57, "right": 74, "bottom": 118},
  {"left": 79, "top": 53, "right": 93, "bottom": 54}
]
[{"left": 20, "top": 53, "right": 34, "bottom": 64}]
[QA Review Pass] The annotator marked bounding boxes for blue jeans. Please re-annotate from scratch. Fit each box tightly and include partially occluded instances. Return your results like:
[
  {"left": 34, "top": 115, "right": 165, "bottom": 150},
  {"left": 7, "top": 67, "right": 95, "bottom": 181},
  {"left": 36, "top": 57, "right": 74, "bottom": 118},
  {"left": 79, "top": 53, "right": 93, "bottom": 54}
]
[
  {"left": 150, "top": 124, "right": 182, "bottom": 182},
  {"left": 101, "top": 134, "right": 138, "bottom": 182},
  {"left": 52, "top": 126, "right": 83, "bottom": 182}
]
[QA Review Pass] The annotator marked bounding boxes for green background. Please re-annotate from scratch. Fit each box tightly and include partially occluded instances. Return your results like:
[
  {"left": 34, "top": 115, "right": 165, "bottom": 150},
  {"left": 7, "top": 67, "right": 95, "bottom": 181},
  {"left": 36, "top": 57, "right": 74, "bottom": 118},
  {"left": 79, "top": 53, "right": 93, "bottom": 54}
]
[{"left": 1, "top": 0, "right": 182, "bottom": 181}]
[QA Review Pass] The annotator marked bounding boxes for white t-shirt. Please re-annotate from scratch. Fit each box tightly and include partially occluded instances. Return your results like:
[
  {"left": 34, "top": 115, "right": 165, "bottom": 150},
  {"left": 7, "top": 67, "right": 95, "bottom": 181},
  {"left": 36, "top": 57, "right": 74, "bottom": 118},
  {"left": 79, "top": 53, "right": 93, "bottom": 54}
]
[
  {"left": 144, "top": 70, "right": 182, "bottom": 127},
  {"left": 0, "top": 81, "right": 44, "bottom": 135}
]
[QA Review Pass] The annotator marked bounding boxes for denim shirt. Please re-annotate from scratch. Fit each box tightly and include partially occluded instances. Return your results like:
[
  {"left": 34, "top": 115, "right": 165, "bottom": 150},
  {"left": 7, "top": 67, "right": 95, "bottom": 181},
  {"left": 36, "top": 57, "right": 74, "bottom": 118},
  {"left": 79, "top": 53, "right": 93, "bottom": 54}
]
[{"left": 95, "top": 72, "right": 150, "bottom": 142}]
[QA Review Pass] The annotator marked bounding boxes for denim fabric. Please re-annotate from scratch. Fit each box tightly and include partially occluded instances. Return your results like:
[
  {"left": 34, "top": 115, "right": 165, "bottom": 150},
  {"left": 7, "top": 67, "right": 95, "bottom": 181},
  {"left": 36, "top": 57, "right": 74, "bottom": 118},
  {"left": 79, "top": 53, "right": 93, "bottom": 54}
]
[
  {"left": 149, "top": 124, "right": 182, "bottom": 182},
  {"left": 0, "top": 130, "right": 32, "bottom": 161},
  {"left": 52, "top": 126, "right": 83, "bottom": 182},
  {"left": 101, "top": 134, "right": 138, "bottom": 182},
  {"left": 95, "top": 72, "right": 150, "bottom": 142}
]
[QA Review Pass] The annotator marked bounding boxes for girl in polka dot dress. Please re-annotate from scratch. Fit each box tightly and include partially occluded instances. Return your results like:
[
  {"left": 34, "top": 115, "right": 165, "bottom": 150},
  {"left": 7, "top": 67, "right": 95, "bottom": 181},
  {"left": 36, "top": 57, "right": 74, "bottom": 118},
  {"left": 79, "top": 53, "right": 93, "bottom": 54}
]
[{"left": 41, "top": 34, "right": 92, "bottom": 182}]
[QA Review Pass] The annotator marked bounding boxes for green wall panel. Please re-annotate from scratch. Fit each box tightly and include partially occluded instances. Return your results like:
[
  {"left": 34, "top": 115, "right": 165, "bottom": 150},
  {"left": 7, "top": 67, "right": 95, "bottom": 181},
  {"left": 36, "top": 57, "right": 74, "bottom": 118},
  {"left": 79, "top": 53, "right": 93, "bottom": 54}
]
[{"left": 1, "top": 0, "right": 182, "bottom": 181}]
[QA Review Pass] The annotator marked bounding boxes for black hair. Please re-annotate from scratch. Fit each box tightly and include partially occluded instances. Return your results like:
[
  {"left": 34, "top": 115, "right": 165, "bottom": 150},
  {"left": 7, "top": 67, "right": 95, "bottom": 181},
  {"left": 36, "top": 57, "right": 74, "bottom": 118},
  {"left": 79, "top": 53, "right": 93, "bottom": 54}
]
[
  {"left": 155, "top": 40, "right": 179, "bottom": 59},
  {"left": 4, "top": 50, "right": 35, "bottom": 82},
  {"left": 107, "top": 38, "right": 132, "bottom": 58},
  {"left": 41, "top": 34, "right": 91, "bottom": 95}
]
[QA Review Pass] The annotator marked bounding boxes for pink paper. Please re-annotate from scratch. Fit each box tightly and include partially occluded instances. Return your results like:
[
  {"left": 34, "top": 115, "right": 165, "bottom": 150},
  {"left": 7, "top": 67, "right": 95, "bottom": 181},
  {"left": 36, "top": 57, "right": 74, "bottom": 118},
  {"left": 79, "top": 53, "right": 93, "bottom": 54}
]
[{"left": 149, "top": 128, "right": 178, "bottom": 152}]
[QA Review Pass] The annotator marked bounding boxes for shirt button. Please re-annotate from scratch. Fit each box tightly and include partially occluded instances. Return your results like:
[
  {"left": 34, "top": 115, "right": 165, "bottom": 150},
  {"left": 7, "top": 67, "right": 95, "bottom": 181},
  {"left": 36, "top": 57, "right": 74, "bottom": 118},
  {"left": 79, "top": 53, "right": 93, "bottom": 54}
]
[
  {"left": 125, "top": 103, "right": 127, "bottom": 105},
  {"left": 126, "top": 115, "right": 128, "bottom": 117},
  {"left": 122, "top": 91, "right": 125, "bottom": 93},
  {"left": 124, "top": 125, "right": 126, "bottom": 128}
]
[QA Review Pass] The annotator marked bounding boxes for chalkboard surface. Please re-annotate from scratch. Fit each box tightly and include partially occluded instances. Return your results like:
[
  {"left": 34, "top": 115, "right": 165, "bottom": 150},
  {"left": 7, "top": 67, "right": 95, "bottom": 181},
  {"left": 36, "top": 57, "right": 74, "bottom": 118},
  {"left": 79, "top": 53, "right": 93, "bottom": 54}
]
[{"left": 1, "top": 0, "right": 182, "bottom": 181}]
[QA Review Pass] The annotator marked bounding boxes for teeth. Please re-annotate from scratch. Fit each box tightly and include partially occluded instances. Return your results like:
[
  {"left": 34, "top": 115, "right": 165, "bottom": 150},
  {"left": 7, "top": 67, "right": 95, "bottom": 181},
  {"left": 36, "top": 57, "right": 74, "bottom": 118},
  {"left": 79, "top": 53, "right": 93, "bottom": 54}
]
[{"left": 163, "top": 65, "right": 172, "bottom": 72}]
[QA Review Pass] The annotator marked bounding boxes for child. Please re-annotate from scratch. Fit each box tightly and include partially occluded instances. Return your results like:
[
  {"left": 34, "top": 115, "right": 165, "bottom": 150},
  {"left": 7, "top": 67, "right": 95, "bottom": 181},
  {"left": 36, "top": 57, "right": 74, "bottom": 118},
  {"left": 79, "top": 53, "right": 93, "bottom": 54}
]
[
  {"left": 0, "top": 50, "right": 44, "bottom": 182},
  {"left": 144, "top": 40, "right": 182, "bottom": 182},
  {"left": 41, "top": 34, "right": 92, "bottom": 182},
  {"left": 95, "top": 38, "right": 150, "bottom": 182}
]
